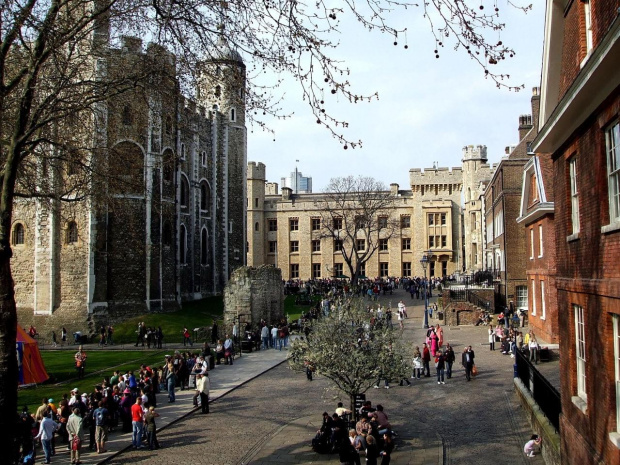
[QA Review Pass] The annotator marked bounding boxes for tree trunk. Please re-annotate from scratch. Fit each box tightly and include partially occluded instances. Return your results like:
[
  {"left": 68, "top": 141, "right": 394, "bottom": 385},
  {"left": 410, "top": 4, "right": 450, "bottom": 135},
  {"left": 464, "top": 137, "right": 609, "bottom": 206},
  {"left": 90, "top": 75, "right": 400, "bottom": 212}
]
[{"left": 0, "top": 252, "right": 18, "bottom": 456}]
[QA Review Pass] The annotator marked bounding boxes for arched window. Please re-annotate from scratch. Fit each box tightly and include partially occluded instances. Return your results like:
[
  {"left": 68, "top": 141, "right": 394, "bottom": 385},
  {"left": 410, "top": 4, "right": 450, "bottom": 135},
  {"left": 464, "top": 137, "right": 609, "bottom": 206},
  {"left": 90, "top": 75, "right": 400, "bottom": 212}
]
[
  {"left": 200, "top": 181, "right": 210, "bottom": 213},
  {"left": 180, "top": 224, "right": 187, "bottom": 264},
  {"left": 230, "top": 108, "right": 236, "bottom": 122},
  {"left": 66, "top": 221, "right": 78, "bottom": 244},
  {"left": 163, "top": 150, "right": 174, "bottom": 183},
  {"left": 201, "top": 151, "right": 207, "bottom": 167},
  {"left": 180, "top": 175, "right": 190, "bottom": 208},
  {"left": 12, "top": 223, "right": 24, "bottom": 246},
  {"left": 165, "top": 116, "right": 173, "bottom": 137},
  {"left": 201, "top": 228, "right": 208, "bottom": 265},
  {"left": 162, "top": 221, "right": 172, "bottom": 246},
  {"left": 122, "top": 104, "right": 132, "bottom": 125},
  {"left": 180, "top": 143, "right": 186, "bottom": 160},
  {"left": 254, "top": 222, "right": 259, "bottom": 232}
]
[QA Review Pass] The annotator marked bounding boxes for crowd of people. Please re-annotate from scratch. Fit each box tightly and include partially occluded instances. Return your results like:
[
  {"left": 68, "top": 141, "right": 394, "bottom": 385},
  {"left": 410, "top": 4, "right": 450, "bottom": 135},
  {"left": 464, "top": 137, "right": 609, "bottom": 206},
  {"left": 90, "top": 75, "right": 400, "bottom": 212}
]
[
  {"left": 14, "top": 347, "right": 221, "bottom": 465},
  {"left": 313, "top": 401, "right": 395, "bottom": 465}
]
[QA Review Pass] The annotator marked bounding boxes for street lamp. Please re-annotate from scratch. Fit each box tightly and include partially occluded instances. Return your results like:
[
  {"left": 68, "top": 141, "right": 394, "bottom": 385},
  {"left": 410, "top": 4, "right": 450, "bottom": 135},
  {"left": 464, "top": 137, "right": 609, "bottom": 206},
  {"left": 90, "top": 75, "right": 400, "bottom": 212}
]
[{"left": 421, "top": 252, "right": 429, "bottom": 328}]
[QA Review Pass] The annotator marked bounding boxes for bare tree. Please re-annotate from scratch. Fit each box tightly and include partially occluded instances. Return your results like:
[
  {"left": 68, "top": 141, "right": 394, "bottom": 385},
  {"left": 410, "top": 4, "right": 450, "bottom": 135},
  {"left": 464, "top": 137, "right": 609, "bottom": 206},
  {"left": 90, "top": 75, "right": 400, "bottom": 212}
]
[
  {"left": 316, "top": 176, "right": 398, "bottom": 285},
  {"left": 1, "top": 0, "right": 530, "bottom": 452},
  {"left": 289, "top": 297, "right": 408, "bottom": 412}
]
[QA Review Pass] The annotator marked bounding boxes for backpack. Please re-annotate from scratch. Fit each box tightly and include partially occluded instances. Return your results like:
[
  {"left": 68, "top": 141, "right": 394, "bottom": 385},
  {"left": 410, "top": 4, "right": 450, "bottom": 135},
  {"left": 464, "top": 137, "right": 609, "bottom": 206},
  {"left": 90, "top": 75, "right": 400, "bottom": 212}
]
[{"left": 95, "top": 409, "right": 106, "bottom": 426}]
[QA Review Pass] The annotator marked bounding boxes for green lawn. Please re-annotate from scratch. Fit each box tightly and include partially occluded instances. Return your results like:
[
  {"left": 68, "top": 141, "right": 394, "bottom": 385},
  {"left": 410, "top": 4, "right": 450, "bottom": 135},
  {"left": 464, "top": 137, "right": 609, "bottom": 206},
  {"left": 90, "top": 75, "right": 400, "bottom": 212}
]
[
  {"left": 284, "top": 294, "right": 320, "bottom": 322},
  {"left": 19, "top": 350, "right": 167, "bottom": 413},
  {"left": 111, "top": 296, "right": 224, "bottom": 344}
]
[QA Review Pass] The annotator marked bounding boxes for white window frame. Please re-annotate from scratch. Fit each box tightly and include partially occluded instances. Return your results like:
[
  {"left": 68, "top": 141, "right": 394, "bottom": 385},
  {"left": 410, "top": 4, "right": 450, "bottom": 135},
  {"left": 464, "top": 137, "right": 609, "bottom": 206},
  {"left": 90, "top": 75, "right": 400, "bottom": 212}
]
[
  {"left": 540, "top": 281, "right": 546, "bottom": 320},
  {"left": 606, "top": 121, "right": 620, "bottom": 225},
  {"left": 531, "top": 279, "right": 536, "bottom": 316},
  {"left": 530, "top": 228, "right": 535, "bottom": 259},
  {"left": 538, "top": 225, "right": 544, "bottom": 258},
  {"left": 575, "top": 305, "right": 587, "bottom": 402},
  {"left": 570, "top": 158, "right": 580, "bottom": 235},
  {"left": 584, "top": 1, "right": 593, "bottom": 55},
  {"left": 516, "top": 285, "right": 527, "bottom": 310},
  {"left": 611, "top": 316, "right": 620, "bottom": 447}
]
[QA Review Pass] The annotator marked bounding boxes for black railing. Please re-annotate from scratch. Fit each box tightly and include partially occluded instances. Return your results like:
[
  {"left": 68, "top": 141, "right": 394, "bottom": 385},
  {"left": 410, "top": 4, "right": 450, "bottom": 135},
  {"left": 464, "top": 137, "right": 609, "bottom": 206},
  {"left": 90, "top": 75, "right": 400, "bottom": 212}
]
[
  {"left": 515, "top": 349, "right": 561, "bottom": 431},
  {"left": 448, "top": 290, "right": 491, "bottom": 311}
]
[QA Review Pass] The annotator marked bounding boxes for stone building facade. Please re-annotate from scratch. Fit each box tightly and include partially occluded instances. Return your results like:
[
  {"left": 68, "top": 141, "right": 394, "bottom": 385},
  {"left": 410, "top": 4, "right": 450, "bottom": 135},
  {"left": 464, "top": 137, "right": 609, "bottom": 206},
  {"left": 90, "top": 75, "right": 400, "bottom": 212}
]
[
  {"left": 483, "top": 88, "right": 539, "bottom": 311},
  {"left": 11, "top": 36, "right": 247, "bottom": 336},
  {"left": 461, "top": 145, "right": 496, "bottom": 273},
  {"left": 533, "top": 0, "right": 620, "bottom": 462},
  {"left": 247, "top": 162, "right": 463, "bottom": 280}
]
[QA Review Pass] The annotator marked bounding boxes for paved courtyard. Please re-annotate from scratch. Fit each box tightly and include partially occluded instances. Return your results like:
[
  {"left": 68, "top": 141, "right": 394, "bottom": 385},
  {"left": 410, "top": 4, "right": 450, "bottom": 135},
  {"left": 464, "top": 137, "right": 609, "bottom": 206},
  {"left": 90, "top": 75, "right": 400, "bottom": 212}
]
[{"left": 100, "top": 288, "right": 548, "bottom": 465}]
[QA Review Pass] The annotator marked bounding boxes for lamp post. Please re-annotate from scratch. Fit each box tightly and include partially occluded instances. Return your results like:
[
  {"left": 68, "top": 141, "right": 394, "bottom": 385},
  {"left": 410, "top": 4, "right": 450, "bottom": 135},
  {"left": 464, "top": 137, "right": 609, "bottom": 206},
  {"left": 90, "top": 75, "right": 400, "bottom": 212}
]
[{"left": 421, "top": 252, "right": 429, "bottom": 328}]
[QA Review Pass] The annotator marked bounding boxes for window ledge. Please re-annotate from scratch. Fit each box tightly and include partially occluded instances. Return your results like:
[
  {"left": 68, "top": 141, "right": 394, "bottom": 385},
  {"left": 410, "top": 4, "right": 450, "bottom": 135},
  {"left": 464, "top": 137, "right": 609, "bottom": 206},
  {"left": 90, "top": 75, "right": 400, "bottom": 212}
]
[
  {"left": 609, "top": 432, "right": 620, "bottom": 449},
  {"left": 567, "top": 233, "right": 580, "bottom": 242},
  {"left": 602, "top": 221, "right": 620, "bottom": 234},
  {"left": 571, "top": 395, "right": 587, "bottom": 414}
]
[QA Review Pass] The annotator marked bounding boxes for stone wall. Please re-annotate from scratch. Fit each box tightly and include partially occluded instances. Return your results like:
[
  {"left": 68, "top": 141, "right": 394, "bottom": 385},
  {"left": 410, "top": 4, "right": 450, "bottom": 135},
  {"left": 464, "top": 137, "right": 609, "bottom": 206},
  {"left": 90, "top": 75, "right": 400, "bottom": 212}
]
[{"left": 223, "top": 265, "right": 284, "bottom": 333}]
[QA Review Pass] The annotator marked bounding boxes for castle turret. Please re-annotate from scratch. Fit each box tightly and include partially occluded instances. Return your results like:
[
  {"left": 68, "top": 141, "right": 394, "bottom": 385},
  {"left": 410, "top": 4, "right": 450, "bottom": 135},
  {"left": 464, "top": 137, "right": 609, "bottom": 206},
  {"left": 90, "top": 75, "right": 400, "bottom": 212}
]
[
  {"left": 461, "top": 145, "right": 494, "bottom": 273},
  {"left": 247, "top": 162, "right": 266, "bottom": 266}
]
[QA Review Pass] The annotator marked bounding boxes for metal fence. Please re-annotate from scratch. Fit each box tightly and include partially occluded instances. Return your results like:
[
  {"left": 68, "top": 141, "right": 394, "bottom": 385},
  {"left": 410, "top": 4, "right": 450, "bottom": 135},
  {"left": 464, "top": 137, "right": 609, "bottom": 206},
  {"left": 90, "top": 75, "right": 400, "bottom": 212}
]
[
  {"left": 515, "top": 349, "right": 561, "bottom": 431},
  {"left": 448, "top": 289, "right": 491, "bottom": 311}
]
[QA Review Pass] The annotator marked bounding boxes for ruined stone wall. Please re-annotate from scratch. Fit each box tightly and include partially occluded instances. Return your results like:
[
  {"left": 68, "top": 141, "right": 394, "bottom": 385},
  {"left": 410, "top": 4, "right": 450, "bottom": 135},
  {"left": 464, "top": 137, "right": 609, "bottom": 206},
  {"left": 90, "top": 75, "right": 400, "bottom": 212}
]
[{"left": 223, "top": 265, "right": 284, "bottom": 333}]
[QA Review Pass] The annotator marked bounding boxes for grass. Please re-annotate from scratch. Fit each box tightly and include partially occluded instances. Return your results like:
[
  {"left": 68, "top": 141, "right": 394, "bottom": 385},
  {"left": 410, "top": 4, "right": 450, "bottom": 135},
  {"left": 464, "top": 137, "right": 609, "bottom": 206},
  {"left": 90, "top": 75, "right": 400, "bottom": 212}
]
[
  {"left": 284, "top": 294, "right": 320, "bottom": 322},
  {"left": 19, "top": 350, "right": 168, "bottom": 413},
  {"left": 111, "top": 296, "right": 224, "bottom": 344}
]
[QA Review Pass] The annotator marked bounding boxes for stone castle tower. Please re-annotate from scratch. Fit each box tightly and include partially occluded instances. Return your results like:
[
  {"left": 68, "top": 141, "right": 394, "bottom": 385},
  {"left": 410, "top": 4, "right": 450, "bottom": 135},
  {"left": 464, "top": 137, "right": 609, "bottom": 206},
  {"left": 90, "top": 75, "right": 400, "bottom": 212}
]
[
  {"left": 11, "top": 32, "right": 247, "bottom": 337},
  {"left": 247, "top": 162, "right": 266, "bottom": 267},
  {"left": 461, "top": 145, "right": 495, "bottom": 273}
]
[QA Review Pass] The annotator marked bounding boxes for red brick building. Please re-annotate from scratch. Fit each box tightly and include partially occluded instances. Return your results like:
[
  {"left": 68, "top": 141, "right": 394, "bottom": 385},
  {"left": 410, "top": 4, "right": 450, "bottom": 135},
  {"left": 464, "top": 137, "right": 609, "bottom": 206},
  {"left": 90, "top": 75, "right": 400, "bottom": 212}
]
[
  {"left": 516, "top": 146, "right": 558, "bottom": 343},
  {"left": 533, "top": 0, "right": 620, "bottom": 462},
  {"left": 483, "top": 90, "right": 538, "bottom": 312}
]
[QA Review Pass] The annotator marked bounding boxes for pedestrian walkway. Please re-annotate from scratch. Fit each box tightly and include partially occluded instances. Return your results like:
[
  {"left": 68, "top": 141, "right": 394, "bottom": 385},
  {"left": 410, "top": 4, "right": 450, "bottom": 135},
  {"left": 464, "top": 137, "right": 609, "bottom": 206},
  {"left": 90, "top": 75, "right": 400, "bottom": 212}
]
[{"left": 49, "top": 345, "right": 288, "bottom": 465}]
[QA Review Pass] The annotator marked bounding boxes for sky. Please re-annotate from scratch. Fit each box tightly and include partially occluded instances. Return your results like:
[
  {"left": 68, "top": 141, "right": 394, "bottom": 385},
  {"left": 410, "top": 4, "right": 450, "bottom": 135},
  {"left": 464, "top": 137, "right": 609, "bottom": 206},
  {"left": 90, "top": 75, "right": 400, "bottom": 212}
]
[{"left": 245, "top": 1, "right": 546, "bottom": 192}]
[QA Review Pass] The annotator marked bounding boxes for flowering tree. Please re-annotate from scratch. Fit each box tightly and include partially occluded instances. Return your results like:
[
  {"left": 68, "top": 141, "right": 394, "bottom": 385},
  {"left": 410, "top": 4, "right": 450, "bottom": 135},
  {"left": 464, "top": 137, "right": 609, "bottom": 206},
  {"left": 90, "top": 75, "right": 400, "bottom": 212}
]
[
  {"left": 1, "top": 0, "right": 528, "bottom": 451},
  {"left": 289, "top": 298, "right": 408, "bottom": 411}
]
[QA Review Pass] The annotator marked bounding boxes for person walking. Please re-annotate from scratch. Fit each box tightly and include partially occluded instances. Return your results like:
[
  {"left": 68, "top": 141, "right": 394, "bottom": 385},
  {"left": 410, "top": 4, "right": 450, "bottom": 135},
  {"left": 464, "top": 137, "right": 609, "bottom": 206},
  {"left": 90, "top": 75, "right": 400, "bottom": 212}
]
[
  {"left": 444, "top": 343, "right": 455, "bottom": 379},
  {"left": 529, "top": 336, "right": 539, "bottom": 364},
  {"left": 130, "top": 397, "right": 145, "bottom": 449},
  {"left": 422, "top": 343, "right": 431, "bottom": 377},
  {"left": 435, "top": 349, "right": 446, "bottom": 384},
  {"left": 35, "top": 410, "right": 58, "bottom": 464},
  {"left": 462, "top": 346, "right": 475, "bottom": 381},
  {"left": 261, "top": 324, "right": 270, "bottom": 350},
  {"left": 224, "top": 334, "right": 234, "bottom": 364},
  {"left": 66, "top": 408, "right": 84, "bottom": 465},
  {"left": 92, "top": 401, "right": 109, "bottom": 454},
  {"left": 61, "top": 327, "right": 67, "bottom": 346},
  {"left": 412, "top": 347, "right": 422, "bottom": 379}
]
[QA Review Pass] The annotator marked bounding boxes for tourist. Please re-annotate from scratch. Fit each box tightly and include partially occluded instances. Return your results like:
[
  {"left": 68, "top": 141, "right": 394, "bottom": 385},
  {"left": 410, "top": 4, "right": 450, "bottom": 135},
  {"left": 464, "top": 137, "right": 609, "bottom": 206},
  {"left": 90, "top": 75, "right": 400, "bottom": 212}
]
[
  {"left": 435, "top": 349, "right": 446, "bottom": 384},
  {"left": 444, "top": 343, "right": 455, "bottom": 379},
  {"left": 365, "top": 434, "right": 379, "bottom": 465},
  {"left": 93, "top": 401, "right": 109, "bottom": 453},
  {"left": 107, "top": 325, "right": 114, "bottom": 345},
  {"left": 261, "top": 324, "right": 270, "bottom": 350},
  {"left": 412, "top": 347, "right": 422, "bottom": 379},
  {"left": 197, "top": 373, "right": 210, "bottom": 414},
  {"left": 130, "top": 397, "right": 144, "bottom": 449},
  {"left": 488, "top": 324, "right": 495, "bottom": 350},
  {"left": 224, "top": 334, "right": 234, "bottom": 364},
  {"left": 462, "top": 345, "right": 475, "bottom": 381},
  {"left": 422, "top": 343, "right": 431, "bottom": 377},
  {"left": 35, "top": 410, "right": 58, "bottom": 464},
  {"left": 144, "top": 406, "right": 160, "bottom": 450},
  {"left": 66, "top": 407, "right": 84, "bottom": 465},
  {"left": 529, "top": 335, "right": 539, "bottom": 364},
  {"left": 165, "top": 360, "right": 176, "bottom": 403},
  {"left": 61, "top": 327, "right": 67, "bottom": 346},
  {"left": 524, "top": 434, "right": 542, "bottom": 457},
  {"left": 380, "top": 432, "right": 394, "bottom": 465}
]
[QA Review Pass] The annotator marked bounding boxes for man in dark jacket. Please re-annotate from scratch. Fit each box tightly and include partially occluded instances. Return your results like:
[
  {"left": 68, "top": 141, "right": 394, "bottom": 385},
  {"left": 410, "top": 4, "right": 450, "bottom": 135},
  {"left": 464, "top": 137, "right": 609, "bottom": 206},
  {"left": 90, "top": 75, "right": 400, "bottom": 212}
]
[
  {"left": 461, "top": 345, "right": 475, "bottom": 381},
  {"left": 444, "top": 343, "right": 456, "bottom": 379}
]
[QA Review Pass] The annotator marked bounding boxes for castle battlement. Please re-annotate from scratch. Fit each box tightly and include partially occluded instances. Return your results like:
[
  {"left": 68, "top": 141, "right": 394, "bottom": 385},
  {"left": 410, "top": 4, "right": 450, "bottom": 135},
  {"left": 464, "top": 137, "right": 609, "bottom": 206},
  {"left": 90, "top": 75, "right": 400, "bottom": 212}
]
[
  {"left": 462, "top": 144, "right": 488, "bottom": 162},
  {"left": 247, "top": 161, "right": 266, "bottom": 180}
]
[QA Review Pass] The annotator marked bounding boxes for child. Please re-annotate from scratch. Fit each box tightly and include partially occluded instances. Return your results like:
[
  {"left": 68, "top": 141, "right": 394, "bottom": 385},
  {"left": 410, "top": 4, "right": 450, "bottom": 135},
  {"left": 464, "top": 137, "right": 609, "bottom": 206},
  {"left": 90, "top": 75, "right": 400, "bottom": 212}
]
[{"left": 524, "top": 434, "right": 542, "bottom": 457}]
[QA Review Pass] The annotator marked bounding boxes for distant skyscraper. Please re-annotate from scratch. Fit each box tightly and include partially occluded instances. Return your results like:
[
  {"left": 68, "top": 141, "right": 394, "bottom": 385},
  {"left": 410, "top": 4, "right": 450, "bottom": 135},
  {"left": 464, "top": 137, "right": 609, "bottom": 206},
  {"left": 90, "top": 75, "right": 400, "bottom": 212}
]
[{"left": 281, "top": 169, "right": 312, "bottom": 193}]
